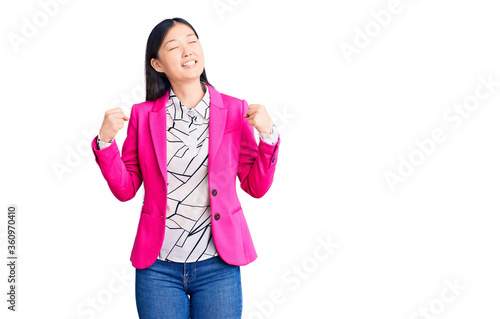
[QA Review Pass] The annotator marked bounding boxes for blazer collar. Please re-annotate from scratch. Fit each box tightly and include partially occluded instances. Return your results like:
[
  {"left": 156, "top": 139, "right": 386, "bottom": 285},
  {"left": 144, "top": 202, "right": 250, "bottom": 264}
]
[
  {"left": 152, "top": 82, "right": 225, "bottom": 112},
  {"left": 166, "top": 84, "right": 211, "bottom": 121}
]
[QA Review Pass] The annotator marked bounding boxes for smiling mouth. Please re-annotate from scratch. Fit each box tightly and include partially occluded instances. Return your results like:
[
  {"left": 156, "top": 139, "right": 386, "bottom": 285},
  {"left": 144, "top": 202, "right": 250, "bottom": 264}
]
[{"left": 182, "top": 60, "right": 197, "bottom": 67}]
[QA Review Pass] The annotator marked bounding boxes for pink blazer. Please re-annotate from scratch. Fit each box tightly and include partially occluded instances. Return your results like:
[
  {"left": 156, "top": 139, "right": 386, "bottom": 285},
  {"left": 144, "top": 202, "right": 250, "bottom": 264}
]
[{"left": 91, "top": 83, "right": 281, "bottom": 269}]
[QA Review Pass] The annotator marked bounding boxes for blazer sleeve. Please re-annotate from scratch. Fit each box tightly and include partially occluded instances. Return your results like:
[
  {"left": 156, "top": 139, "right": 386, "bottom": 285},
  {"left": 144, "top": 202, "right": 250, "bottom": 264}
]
[
  {"left": 237, "top": 99, "right": 281, "bottom": 198},
  {"left": 91, "top": 105, "right": 143, "bottom": 202}
]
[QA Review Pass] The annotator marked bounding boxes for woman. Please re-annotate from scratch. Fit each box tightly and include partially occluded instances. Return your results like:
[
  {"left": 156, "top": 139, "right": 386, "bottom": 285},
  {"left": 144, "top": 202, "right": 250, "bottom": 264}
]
[{"left": 91, "top": 17, "right": 281, "bottom": 318}]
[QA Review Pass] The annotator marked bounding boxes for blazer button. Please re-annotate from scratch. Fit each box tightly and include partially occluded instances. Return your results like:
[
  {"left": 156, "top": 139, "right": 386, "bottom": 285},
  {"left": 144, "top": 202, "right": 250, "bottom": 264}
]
[
  {"left": 212, "top": 189, "right": 218, "bottom": 196},
  {"left": 214, "top": 213, "right": 220, "bottom": 220}
]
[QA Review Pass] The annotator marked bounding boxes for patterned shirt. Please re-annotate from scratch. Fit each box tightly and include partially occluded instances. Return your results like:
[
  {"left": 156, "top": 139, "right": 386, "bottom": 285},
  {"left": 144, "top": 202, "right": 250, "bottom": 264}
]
[{"left": 158, "top": 83, "right": 217, "bottom": 262}]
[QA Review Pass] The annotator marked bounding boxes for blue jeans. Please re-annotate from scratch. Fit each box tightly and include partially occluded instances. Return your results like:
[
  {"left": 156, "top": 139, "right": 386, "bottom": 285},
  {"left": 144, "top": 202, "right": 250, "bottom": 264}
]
[{"left": 135, "top": 255, "right": 242, "bottom": 318}]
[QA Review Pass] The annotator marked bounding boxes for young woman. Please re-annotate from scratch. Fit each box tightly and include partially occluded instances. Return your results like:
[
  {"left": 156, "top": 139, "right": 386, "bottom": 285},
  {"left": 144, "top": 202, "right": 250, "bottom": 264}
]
[{"left": 91, "top": 17, "right": 281, "bottom": 318}]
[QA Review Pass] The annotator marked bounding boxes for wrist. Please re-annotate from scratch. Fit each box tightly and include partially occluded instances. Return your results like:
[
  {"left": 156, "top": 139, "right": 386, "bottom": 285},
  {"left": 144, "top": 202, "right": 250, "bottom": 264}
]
[
  {"left": 98, "top": 132, "right": 113, "bottom": 143},
  {"left": 261, "top": 124, "right": 274, "bottom": 135}
]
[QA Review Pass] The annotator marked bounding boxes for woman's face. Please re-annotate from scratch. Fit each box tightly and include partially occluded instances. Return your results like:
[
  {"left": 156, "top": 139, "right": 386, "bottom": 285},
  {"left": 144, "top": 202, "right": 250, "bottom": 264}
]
[{"left": 151, "top": 22, "right": 205, "bottom": 84}]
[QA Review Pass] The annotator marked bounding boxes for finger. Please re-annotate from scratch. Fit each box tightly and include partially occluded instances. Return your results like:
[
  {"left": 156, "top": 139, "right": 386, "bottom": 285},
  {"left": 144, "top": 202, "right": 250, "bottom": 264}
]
[
  {"left": 107, "top": 108, "right": 130, "bottom": 121},
  {"left": 108, "top": 111, "right": 129, "bottom": 121},
  {"left": 243, "top": 112, "right": 254, "bottom": 121},
  {"left": 107, "top": 107, "right": 125, "bottom": 115},
  {"left": 115, "top": 117, "right": 127, "bottom": 124},
  {"left": 245, "top": 107, "right": 259, "bottom": 117},
  {"left": 244, "top": 110, "right": 257, "bottom": 118}
]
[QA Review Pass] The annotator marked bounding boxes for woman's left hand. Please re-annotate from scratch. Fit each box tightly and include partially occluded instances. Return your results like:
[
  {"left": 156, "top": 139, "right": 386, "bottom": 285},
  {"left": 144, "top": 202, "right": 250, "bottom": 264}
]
[{"left": 243, "top": 104, "right": 274, "bottom": 134}]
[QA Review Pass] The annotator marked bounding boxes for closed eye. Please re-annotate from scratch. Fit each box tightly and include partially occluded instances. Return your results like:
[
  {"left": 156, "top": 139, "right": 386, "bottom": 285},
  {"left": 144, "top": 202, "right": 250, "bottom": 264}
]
[{"left": 169, "top": 41, "right": 196, "bottom": 50}]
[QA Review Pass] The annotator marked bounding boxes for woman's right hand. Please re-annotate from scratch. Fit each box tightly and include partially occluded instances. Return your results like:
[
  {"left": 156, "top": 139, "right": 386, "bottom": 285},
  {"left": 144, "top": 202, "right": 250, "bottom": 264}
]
[{"left": 99, "top": 107, "right": 130, "bottom": 142}]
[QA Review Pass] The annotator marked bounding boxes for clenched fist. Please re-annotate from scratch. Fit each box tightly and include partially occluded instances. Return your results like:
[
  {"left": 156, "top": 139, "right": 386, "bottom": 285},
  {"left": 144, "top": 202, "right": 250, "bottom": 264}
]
[
  {"left": 99, "top": 107, "right": 130, "bottom": 143},
  {"left": 243, "top": 104, "right": 274, "bottom": 134}
]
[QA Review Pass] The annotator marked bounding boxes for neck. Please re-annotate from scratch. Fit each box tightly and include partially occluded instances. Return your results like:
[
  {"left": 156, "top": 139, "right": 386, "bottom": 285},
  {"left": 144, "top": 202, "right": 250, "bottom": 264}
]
[{"left": 170, "top": 80, "right": 206, "bottom": 109}]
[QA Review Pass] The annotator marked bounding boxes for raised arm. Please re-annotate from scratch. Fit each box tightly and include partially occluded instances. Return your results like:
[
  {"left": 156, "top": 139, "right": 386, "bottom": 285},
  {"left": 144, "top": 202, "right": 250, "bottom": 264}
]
[
  {"left": 237, "top": 99, "right": 281, "bottom": 198},
  {"left": 91, "top": 105, "right": 143, "bottom": 202}
]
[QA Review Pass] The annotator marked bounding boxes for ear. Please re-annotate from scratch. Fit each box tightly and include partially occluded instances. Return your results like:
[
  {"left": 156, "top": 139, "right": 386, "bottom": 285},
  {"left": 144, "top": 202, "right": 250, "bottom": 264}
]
[{"left": 150, "top": 58, "right": 162, "bottom": 73}]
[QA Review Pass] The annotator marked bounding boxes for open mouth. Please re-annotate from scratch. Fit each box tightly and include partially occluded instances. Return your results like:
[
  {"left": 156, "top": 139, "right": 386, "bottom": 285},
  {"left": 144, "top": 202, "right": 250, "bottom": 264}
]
[{"left": 182, "top": 60, "right": 197, "bottom": 67}]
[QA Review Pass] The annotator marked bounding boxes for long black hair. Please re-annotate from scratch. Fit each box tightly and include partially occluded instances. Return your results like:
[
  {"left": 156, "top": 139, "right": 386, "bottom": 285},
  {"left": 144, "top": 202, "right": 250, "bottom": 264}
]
[{"left": 145, "top": 17, "right": 214, "bottom": 101}]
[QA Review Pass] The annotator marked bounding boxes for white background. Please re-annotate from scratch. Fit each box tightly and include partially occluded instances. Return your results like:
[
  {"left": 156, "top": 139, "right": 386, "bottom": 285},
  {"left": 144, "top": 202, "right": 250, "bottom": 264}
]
[{"left": 1, "top": 0, "right": 500, "bottom": 318}]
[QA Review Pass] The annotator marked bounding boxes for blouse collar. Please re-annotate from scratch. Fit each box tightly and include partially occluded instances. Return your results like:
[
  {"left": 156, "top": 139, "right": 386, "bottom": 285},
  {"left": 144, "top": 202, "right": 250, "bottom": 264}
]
[{"left": 166, "top": 82, "right": 210, "bottom": 122}]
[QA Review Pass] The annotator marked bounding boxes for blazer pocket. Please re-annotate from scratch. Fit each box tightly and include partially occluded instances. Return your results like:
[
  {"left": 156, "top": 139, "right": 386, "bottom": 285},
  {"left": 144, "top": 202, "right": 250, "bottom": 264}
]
[
  {"left": 230, "top": 205, "right": 242, "bottom": 215},
  {"left": 141, "top": 208, "right": 151, "bottom": 214}
]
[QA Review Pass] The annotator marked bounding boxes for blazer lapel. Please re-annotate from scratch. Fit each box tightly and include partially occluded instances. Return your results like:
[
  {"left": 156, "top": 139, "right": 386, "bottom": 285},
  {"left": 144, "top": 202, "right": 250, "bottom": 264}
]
[
  {"left": 149, "top": 83, "right": 227, "bottom": 187},
  {"left": 207, "top": 83, "right": 227, "bottom": 169},
  {"left": 150, "top": 92, "right": 168, "bottom": 187}
]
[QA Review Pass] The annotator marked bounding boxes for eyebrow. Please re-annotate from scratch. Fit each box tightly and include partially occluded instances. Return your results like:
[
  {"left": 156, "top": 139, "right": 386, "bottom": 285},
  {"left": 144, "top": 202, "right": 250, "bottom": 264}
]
[{"left": 164, "top": 33, "right": 196, "bottom": 47}]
